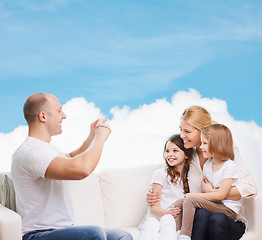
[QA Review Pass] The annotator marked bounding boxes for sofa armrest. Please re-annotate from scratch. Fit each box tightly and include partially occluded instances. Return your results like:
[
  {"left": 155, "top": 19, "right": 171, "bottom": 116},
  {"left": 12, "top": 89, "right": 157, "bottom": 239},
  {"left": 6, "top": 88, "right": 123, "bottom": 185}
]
[
  {"left": 0, "top": 204, "right": 22, "bottom": 240},
  {"left": 243, "top": 190, "right": 262, "bottom": 239}
]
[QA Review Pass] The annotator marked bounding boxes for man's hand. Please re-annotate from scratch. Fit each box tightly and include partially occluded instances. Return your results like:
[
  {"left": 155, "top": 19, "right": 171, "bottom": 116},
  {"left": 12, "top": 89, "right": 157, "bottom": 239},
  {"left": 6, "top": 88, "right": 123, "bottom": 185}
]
[
  {"left": 95, "top": 118, "right": 111, "bottom": 141},
  {"left": 146, "top": 188, "right": 160, "bottom": 207},
  {"left": 88, "top": 119, "right": 99, "bottom": 140}
]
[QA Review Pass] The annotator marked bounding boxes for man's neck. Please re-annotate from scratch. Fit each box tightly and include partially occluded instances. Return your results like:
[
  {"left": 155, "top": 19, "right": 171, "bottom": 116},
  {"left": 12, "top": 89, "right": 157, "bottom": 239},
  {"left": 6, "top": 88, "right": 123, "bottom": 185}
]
[{"left": 28, "top": 127, "right": 52, "bottom": 143}]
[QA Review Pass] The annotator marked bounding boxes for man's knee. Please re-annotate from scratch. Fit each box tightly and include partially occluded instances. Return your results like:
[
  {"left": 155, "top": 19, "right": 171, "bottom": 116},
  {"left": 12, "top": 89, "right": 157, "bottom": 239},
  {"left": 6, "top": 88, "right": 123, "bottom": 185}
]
[
  {"left": 105, "top": 228, "right": 133, "bottom": 240},
  {"left": 118, "top": 232, "right": 133, "bottom": 240},
  {"left": 114, "top": 231, "right": 133, "bottom": 240},
  {"left": 79, "top": 226, "right": 106, "bottom": 240}
]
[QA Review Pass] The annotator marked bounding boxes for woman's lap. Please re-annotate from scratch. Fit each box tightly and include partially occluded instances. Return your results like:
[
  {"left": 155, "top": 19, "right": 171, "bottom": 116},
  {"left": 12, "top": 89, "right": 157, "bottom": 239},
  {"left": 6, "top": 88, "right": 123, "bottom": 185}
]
[{"left": 192, "top": 209, "right": 245, "bottom": 240}]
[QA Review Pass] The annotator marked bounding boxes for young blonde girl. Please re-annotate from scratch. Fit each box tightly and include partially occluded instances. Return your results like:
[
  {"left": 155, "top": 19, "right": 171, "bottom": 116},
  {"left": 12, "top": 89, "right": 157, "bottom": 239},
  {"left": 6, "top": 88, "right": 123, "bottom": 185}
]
[
  {"left": 174, "top": 124, "right": 243, "bottom": 240},
  {"left": 141, "top": 134, "right": 193, "bottom": 240}
]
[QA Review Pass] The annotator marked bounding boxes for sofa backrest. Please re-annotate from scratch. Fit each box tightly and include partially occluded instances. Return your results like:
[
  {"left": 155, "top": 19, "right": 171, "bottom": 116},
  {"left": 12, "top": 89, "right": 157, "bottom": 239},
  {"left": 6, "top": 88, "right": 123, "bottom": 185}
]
[
  {"left": 0, "top": 164, "right": 162, "bottom": 229},
  {"left": 0, "top": 167, "right": 261, "bottom": 235},
  {"left": 99, "top": 164, "right": 162, "bottom": 228},
  {"left": 69, "top": 172, "right": 105, "bottom": 226},
  {"left": 0, "top": 172, "right": 16, "bottom": 212}
]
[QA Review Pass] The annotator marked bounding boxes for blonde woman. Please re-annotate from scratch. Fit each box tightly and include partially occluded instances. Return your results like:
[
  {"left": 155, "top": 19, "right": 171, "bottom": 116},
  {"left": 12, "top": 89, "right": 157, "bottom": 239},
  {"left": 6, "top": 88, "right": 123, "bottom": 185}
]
[
  {"left": 175, "top": 124, "right": 243, "bottom": 240},
  {"left": 147, "top": 106, "right": 257, "bottom": 240}
]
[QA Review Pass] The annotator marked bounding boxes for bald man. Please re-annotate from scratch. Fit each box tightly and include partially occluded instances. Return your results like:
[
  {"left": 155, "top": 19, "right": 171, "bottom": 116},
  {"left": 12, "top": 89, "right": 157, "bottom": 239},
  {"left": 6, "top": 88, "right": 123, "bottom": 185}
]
[{"left": 11, "top": 93, "right": 133, "bottom": 240}]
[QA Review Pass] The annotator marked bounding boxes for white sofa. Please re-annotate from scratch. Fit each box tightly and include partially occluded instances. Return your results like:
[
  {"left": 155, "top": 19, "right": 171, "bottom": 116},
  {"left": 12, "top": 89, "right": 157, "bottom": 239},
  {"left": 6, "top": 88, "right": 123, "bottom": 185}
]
[{"left": 0, "top": 164, "right": 261, "bottom": 240}]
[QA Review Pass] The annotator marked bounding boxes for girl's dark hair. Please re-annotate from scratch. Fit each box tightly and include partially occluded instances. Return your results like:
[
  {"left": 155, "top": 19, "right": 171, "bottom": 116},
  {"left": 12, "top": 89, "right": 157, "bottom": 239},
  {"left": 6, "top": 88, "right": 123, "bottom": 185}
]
[{"left": 164, "top": 134, "right": 193, "bottom": 194}]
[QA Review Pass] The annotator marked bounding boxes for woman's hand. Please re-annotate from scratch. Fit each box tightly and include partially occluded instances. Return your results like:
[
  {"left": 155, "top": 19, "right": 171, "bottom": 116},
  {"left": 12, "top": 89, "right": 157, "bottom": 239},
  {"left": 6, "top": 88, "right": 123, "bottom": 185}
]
[
  {"left": 168, "top": 205, "right": 181, "bottom": 218},
  {"left": 146, "top": 188, "right": 160, "bottom": 207}
]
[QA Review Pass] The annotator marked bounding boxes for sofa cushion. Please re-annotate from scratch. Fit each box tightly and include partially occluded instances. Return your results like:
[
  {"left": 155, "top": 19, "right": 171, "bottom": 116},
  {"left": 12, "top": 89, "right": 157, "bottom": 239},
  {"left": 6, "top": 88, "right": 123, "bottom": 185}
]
[
  {"left": 99, "top": 164, "right": 162, "bottom": 228},
  {"left": 69, "top": 172, "right": 105, "bottom": 226},
  {"left": 1, "top": 174, "right": 16, "bottom": 212}
]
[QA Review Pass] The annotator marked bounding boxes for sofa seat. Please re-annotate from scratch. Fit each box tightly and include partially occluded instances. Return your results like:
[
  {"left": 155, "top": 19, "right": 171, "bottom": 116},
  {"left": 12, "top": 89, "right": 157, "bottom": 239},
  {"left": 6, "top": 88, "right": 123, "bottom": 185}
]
[{"left": 1, "top": 164, "right": 262, "bottom": 240}]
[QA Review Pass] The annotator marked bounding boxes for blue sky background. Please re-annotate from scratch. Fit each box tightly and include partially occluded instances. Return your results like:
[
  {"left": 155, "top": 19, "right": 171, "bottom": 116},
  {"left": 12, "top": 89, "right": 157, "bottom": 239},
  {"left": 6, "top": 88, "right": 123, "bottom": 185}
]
[{"left": 1, "top": 0, "right": 262, "bottom": 133}]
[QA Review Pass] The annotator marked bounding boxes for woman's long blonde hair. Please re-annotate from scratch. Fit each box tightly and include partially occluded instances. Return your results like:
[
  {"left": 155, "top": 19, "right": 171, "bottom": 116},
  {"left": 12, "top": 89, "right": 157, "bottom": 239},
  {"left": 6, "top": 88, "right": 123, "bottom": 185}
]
[{"left": 181, "top": 106, "right": 213, "bottom": 130}]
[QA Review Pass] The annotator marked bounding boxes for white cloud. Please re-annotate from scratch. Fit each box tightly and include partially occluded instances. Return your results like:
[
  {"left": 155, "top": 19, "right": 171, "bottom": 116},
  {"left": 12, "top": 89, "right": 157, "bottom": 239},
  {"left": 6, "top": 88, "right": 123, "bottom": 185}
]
[{"left": 1, "top": 89, "right": 261, "bottom": 189}]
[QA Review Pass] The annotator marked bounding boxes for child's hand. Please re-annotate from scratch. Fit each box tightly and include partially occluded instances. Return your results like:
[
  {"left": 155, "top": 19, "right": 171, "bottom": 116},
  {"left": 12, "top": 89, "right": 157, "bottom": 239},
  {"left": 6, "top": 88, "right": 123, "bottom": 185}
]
[
  {"left": 168, "top": 205, "right": 181, "bottom": 218},
  {"left": 185, "top": 193, "right": 198, "bottom": 198},
  {"left": 185, "top": 192, "right": 203, "bottom": 199},
  {"left": 185, "top": 193, "right": 191, "bottom": 198},
  {"left": 201, "top": 176, "right": 214, "bottom": 193}
]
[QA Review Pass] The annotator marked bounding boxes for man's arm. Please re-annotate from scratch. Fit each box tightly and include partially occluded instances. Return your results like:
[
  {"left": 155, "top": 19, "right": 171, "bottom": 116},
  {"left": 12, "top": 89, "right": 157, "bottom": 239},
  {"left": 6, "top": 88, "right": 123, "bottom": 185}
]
[
  {"left": 66, "top": 119, "right": 99, "bottom": 158},
  {"left": 45, "top": 119, "right": 111, "bottom": 180}
]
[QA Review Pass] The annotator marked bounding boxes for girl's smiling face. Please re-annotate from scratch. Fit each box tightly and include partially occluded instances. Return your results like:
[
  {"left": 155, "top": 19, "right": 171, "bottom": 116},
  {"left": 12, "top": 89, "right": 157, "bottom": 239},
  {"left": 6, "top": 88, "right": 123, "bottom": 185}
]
[
  {"left": 200, "top": 135, "right": 212, "bottom": 159},
  {"left": 164, "top": 141, "right": 186, "bottom": 168}
]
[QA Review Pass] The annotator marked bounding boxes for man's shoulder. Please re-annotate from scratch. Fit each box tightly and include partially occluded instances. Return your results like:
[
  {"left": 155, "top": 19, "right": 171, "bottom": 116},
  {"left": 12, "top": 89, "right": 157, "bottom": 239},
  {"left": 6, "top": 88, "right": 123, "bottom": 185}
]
[
  {"left": 13, "top": 137, "right": 43, "bottom": 157},
  {"left": 12, "top": 137, "right": 58, "bottom": 166}
]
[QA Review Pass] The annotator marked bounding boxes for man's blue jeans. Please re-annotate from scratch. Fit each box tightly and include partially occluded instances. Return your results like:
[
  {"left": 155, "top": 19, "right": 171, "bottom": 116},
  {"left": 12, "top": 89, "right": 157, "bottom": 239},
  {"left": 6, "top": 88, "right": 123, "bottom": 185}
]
[
  {"left": 22, "top": 226, "right": 133, "bottom": 240},
  {"left": 191, "top": 209, "right": 245, "bottom": 240}
]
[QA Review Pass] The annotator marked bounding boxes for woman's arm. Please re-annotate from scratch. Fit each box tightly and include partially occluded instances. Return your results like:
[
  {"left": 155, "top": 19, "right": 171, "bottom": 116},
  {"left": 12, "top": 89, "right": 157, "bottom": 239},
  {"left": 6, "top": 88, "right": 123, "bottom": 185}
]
[
  {"left": 187, "top": 178, "right": 234, "bottom": 202},
  {"left": 233, "top": 146, "right": 257, "bottom": 198},
  {"left": 146, "top": 188, "right": 160, "bottom": 207}
]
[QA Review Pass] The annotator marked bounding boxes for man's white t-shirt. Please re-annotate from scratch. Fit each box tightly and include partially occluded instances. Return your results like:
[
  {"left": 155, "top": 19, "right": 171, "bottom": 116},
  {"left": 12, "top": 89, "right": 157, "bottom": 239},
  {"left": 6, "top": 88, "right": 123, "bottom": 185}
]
[
  {"left": 203, "top": 159, "right": 243, "bottom": 214},
  {"left": 11, "top": 137, "right": 74, "bottom": 235}
]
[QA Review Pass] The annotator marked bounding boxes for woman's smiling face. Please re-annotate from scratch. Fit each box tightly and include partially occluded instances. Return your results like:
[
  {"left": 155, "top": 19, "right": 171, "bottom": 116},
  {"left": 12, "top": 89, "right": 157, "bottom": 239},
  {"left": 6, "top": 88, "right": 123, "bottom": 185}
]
[{"left": 179, "top": 120, "right": 201, "bottom": 149}]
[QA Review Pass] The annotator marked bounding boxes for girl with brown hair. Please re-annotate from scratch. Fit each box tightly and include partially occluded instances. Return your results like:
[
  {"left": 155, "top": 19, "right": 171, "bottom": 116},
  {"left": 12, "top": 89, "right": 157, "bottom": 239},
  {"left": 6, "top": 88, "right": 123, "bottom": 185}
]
[{"left": 141, "top": 134, "right": 192, "bottom": 240}]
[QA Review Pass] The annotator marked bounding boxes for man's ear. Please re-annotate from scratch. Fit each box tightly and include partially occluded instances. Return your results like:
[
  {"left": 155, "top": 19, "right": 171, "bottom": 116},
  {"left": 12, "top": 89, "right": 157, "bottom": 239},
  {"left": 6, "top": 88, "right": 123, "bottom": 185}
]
[{"left": 38, "top": 111, "right": 47, "bottom": 122}]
